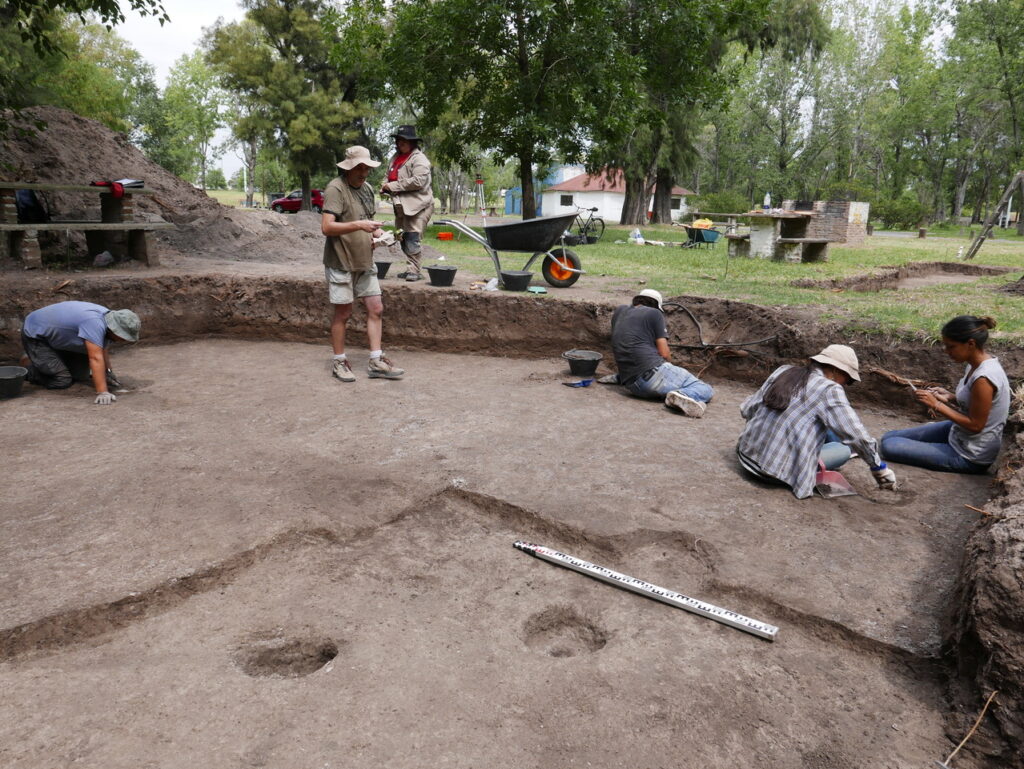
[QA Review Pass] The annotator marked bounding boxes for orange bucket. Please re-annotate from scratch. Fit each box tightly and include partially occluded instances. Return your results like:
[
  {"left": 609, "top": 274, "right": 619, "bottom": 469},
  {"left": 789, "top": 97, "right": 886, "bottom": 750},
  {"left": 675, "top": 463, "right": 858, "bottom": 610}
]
[{"left": 437, "top": 231, "right": 454, "bottom": 241}]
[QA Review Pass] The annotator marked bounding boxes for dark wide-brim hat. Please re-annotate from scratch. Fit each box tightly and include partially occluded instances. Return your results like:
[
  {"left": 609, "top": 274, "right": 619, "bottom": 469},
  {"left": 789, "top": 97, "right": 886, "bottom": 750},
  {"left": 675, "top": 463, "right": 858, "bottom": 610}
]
[{"left": 391, "top": 125, "right": 421, "bottom": 142}]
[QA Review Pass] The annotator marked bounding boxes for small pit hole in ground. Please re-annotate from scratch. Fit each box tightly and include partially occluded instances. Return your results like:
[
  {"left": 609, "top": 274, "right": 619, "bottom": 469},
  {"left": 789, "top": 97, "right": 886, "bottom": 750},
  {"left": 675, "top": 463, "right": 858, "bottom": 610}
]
[
  {"left": 234, "top": 632, "right": 339, "bottom": 678},
  {"left": 522, "top": 605, "right": 609, "bottom": 657}
]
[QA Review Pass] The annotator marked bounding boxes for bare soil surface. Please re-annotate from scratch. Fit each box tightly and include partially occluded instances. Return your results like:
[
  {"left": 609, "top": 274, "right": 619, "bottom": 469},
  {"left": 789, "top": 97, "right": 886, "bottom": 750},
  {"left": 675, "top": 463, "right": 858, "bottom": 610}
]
[
  {"left": 2, "top": 107, "right": 1022, "bottom": 767},
  {"left": 0, "top": 340, "right": 997, "bottom": 768}
]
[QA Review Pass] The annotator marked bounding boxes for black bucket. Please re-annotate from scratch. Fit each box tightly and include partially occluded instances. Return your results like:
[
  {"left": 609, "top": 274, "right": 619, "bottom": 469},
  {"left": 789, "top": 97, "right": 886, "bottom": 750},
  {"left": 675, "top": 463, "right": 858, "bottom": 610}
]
[
  {"left": 562, "top": 349, "right": 602, "bottom": 377},
  {"left": 375, "top": 261, "right": 392, "bottom": 279},
  {"left": 427, "top": 264, "right": 457, "bottom": 286},
  {"left": 0, "top": 366, "right": 28, "bottom": 398},
  {"left": 500, "top": 270, "right": 533, "bottom": 291}
]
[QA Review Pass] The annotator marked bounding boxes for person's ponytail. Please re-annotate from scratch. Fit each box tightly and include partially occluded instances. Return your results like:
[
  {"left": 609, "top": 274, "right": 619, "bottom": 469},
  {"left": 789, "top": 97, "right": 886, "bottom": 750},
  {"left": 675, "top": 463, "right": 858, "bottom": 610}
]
[{"left": 763, "top": 365, "right": 813, "bottom": 410}]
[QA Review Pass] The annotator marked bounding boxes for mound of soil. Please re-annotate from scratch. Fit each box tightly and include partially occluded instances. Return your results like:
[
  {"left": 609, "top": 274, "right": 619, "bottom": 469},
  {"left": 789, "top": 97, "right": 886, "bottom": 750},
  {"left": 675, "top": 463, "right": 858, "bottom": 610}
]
[
  {"left": 792, "top": 262, "right": 1016, "bottom": 292},
  {"left": 0, "top": 107, "right": 449, "bottom": 269},
  {"left": 1, "top": 106, "right": 217, "bottom": 225}
]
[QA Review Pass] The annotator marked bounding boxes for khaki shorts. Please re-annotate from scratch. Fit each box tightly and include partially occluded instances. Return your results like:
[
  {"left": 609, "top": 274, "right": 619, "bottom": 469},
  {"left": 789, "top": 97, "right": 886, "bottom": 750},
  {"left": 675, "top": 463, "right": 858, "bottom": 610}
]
[
  {"left": 325, "top": 267, "right": 381, "bottom": 305},
  {"left": 393, "top": 202, "right": 434, "bottom": 233}
]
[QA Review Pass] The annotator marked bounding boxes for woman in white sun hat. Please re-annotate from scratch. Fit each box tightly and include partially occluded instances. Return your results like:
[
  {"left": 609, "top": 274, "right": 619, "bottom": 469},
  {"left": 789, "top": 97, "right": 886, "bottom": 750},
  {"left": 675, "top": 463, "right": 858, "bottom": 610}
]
[{"left": 736, "top": 344, "right": 897, "bottom": 498}]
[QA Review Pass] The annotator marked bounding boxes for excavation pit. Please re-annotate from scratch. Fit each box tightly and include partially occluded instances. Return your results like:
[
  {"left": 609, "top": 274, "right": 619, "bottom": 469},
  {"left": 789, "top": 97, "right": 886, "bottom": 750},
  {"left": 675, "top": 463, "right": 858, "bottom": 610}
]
[
  {"left": 0, "top": 338, "right": 1007, "bottom": 768},
  {"left": 234, "top": 633, "right": 339, "bottom": 678}
]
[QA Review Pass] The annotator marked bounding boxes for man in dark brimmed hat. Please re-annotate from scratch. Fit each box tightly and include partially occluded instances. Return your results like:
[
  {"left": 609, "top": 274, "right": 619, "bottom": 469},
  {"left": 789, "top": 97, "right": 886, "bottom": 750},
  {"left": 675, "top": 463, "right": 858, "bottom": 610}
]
[
  {"left": 380, "top": 125, "right": 433, "bottom": 282},
  {"left": 322, "top": 145, "right": 404, "bottom": 382},
  {"left": 20, "top": 301, "right": 140, "bottom": 404}
]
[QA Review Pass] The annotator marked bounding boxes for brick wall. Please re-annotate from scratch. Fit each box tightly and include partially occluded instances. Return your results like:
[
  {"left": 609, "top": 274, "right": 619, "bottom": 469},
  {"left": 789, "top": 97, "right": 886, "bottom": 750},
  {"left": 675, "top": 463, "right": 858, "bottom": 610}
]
[{"left": 782, "top": 200, "right": 869, "bottom": 245}]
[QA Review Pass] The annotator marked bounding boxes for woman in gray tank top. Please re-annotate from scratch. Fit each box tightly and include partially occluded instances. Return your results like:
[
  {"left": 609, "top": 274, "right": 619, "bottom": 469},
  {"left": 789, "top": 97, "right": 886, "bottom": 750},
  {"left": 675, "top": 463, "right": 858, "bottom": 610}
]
[{"left": 880, "top": 315, "right": 1010, "bottom": 473}]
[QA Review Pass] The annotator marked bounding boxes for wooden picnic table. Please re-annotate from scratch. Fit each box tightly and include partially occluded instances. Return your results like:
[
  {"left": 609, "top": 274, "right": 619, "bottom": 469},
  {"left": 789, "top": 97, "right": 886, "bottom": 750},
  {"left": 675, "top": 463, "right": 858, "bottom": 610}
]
[{"left": 0, "top": 182, "right": 172, "bottom": 268}]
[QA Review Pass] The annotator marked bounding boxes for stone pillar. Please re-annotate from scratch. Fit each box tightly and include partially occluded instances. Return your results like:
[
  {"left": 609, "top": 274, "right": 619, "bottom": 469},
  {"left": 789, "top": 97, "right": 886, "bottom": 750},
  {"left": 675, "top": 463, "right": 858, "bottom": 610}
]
[
  {"left": 0, "top": 190, "right": 17, "bottom": 223},
  {"left": 128, "top": 229, "right": 159, "bottom": 267},
  {"left": 16, "top": 231, "right": 42, "bottom": 269},
  {"left": 100, "top": 193, "right": 124, "bottom": 223}
]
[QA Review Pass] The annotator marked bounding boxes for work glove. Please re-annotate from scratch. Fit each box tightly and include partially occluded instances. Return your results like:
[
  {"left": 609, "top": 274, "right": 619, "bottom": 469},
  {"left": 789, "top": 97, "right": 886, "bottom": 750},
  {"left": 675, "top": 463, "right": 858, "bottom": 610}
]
[
  {"left": 94, "top": 391, "right": 117, "bottom": 406},
  {"left": 871, "top": 463, "right": 897, "bottom": 490},
  {"left": 106, "top": 368, "right": 122, "bottom": 389}
]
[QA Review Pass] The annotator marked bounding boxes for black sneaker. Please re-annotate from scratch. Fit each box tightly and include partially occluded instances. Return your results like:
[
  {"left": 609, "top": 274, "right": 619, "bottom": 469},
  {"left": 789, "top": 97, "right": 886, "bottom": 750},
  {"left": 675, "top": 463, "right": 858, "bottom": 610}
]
[
  {"left": 395, "top": 271, "right": 409, "bottom": 279},
  {"left": 405, "top": 272, "right": 423, "bottom": 282}
]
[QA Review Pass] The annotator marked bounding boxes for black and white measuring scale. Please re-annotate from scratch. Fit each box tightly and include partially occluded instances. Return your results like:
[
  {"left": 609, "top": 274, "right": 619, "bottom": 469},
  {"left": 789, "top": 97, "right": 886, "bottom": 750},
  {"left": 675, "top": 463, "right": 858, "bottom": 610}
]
[{"left": 514, "top": 541, "right": 779, "bottom": 641}]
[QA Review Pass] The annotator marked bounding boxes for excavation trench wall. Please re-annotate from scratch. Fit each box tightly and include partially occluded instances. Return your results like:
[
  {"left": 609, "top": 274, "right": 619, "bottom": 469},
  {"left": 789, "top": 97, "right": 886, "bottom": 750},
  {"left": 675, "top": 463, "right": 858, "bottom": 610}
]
[
  {"left": 2, "top": 271, "right": 1023, "bottom": 762},
  {"left": 4, "top": 273, "right": 1023, "bottom": 409}
]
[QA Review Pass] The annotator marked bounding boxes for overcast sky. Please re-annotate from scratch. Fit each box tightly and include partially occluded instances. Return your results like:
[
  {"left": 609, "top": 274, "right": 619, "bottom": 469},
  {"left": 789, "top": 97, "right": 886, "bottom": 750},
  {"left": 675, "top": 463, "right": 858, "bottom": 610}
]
[{"left": 118, "top": 0, "right": 247, "bottom": 177}]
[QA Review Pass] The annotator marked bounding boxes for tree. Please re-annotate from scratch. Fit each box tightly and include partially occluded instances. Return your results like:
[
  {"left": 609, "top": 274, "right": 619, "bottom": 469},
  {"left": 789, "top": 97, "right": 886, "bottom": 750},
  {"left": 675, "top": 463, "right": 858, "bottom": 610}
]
[
  {"left": 952, "top": 0, "right": 1024, "bottom": 232},
  {"left": 35, "top": 20, "right": 157, "bottom": 133},
  {"left": 2, "top": 0, "right": 167, "bottom": 57},
  {"left": 164, "top": 51, "right": 224, "bottom": 190},
  {"left": 388, "top": 0, "right": 628, "bottom": 219},
  {"left": 0, "top": 0, "right": 168, "bottom": 136},
  {"left": 206, "top": 168, "right": 227, "bottom": 189},
  {"left": 206, "top": 0, "right": 369, "bottom": 210}
]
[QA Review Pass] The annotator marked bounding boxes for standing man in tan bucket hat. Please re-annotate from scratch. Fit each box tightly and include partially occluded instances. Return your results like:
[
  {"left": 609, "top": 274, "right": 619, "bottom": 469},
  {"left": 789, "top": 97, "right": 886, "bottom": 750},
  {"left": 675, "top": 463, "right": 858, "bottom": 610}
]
[
  {"left": 381, "top": 125, "right": 433, "bottom": 282},
  {"left": 321, "top": 145, "right": 404, "bottom": 382}
]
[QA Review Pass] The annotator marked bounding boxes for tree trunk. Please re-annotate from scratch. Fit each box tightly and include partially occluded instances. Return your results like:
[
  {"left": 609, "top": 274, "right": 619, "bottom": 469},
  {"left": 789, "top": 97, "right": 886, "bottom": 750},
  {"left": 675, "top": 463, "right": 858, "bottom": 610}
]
[
  {"left": 300, "top": 170, "right": 311, "bottom": 211},
  {"left": 620, "top": 174, "right": 653, "bottom": 226},
  {"left": 245, "top": 138, "right": 256, "bottom": 208},
  {"left": 519, "top": 147, "right": 536, "bottom": 220},
  {"left": 1017, "top": 175, "right": 1024, "bottom": 236},
  {"left": 650, "top": 168, "right": 674, "bottom": 224}
]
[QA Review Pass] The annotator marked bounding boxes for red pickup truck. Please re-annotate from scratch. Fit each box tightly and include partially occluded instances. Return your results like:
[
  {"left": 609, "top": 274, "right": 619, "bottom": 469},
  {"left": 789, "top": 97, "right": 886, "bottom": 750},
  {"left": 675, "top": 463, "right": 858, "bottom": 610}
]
[{"left": 270, "top": 189, "right": 324, "bottom": 213}]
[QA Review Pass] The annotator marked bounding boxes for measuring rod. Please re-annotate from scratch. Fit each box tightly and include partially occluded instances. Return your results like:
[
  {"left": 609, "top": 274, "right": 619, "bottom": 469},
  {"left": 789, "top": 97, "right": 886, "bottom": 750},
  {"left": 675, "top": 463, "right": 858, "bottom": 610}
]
[{"left": 514, "top": 541, "right": 778, "bottom": 641}]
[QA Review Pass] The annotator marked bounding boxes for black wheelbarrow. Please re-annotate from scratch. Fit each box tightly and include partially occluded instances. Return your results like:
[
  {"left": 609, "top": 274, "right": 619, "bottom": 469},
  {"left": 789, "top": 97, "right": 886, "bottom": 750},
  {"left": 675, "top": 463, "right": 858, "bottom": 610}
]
[{"left": 437, "top": 213, "right": 584, "bottom": 288}]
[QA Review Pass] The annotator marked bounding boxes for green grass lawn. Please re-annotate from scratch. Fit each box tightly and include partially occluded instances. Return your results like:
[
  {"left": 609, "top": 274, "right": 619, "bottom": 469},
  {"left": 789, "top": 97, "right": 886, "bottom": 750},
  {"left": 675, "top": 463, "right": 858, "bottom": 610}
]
[{"left": 421, "top": 220, "right": 1024, "bottom": 342}]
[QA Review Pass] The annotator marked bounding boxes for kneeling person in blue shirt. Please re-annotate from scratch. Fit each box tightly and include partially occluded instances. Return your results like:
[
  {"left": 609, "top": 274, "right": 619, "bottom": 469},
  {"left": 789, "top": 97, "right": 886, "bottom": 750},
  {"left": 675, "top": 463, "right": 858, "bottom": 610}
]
[
  {"left": 21, "top": 301, "right": 140, "bottom": 405},
  {"left": 609, "top": 289, "right": 713, "bottom": 418}
]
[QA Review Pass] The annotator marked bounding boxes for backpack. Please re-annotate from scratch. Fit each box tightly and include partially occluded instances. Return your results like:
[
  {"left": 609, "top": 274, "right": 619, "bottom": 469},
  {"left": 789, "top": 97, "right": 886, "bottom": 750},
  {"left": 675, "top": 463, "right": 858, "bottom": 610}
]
[{"left": 15, "top": 189, "right": 49, "bottom": 223}]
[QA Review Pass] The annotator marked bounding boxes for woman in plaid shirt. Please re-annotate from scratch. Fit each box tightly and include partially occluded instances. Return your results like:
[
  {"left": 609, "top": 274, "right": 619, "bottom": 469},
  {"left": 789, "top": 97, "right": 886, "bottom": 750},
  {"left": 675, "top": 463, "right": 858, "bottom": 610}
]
[{"left": 736, "top": 344, "right": 898, "bottom": 499}]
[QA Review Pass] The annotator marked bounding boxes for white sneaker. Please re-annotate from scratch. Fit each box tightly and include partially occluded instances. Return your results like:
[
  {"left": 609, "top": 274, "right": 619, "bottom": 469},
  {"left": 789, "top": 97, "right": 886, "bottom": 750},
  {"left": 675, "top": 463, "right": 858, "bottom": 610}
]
[
  {"left": 332, "top": 358, "right": 355, "bottom": 383},
  {"left": 665, "top": 390, "right": 706, "bottom": 418}
]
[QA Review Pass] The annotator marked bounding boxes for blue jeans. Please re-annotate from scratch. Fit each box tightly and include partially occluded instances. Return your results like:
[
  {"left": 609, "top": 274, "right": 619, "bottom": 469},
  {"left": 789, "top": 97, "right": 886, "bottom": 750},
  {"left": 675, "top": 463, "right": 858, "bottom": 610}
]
[
  {"left": 820, "top": 429, "right": 851, "bottom": 470},
  {"left": 625, "top": 362, "right": 714, "bottom": 402},
  {"left": 880, "top": 421, "right": 988, "bottom": 474}
]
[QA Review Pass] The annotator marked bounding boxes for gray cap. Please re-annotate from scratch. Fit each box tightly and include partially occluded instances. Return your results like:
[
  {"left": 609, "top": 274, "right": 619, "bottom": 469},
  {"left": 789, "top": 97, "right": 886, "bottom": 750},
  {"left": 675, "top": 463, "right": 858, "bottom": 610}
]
[{"left": 105, "top": 309, "right": 141, "bottom": 342}]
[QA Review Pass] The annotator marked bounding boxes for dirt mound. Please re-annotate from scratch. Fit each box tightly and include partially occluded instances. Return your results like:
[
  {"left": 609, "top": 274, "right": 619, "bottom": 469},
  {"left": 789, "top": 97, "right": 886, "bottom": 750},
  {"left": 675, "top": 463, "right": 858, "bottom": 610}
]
[
  {"left": 999, "top": 275, "right": 1024, "bottom": 295},
  {"left": 792, "top": 262, "right": 1016, "bottom": 292},
  {"left": 1, "top": 106, "right": 217, "bottom": 225}
]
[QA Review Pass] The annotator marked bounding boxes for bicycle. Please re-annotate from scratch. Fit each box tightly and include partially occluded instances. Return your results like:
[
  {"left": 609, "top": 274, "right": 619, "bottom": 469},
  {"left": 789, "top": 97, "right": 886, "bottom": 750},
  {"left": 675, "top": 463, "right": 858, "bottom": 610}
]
[{"left": 572, "top": 206, "right": 605, "bottom": 243}]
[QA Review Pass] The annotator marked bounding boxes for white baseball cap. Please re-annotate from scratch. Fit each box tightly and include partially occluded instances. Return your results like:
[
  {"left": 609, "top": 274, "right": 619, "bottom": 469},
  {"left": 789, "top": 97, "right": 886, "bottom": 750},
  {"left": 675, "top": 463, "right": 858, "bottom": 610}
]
[{"left": 636, "top": 288, "right": 663, "bottom": 309}]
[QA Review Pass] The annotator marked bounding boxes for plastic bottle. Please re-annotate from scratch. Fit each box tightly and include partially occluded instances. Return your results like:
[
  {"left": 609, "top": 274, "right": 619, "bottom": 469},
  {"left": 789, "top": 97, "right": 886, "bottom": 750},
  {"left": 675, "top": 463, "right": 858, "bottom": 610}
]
[{"left": 763, "top": 192, "right": 771, "bottom": 211}]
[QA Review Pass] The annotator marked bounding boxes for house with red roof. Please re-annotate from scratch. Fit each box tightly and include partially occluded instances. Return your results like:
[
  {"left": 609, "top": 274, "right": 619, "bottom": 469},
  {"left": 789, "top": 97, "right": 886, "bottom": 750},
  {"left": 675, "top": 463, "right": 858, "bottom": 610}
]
[{"left": 542, "top": 170, "right": 693, "bottom": 223}]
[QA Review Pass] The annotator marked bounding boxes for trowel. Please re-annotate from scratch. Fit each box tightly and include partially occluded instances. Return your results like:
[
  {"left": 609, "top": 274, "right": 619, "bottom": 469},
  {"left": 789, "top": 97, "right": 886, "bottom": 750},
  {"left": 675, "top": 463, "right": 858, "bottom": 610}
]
[{"left": 814, "top": 461, "right": 858, "bottom": 498}]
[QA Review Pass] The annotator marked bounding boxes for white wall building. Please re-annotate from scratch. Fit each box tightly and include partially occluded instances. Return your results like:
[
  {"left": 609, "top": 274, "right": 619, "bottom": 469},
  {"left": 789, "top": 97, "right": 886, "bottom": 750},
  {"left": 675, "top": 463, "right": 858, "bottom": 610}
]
[{"left": 541, "top": 171, "right": 693, "bottom": 222}]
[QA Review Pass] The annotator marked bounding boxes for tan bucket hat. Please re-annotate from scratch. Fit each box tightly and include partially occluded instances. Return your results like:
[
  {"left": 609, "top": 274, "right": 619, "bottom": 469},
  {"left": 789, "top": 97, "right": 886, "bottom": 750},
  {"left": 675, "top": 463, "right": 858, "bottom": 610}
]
[
  {"left": 811, "top": 344, "right": 860, "bottom": 382},
  {"left": 636, "top": 288, "right": 664, "bottom": 309},
  {"left": 337, "top": 145, "right": 381, "bottom": 170}
]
